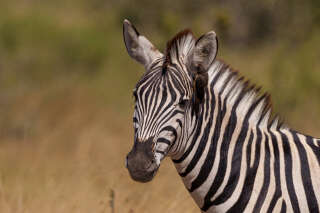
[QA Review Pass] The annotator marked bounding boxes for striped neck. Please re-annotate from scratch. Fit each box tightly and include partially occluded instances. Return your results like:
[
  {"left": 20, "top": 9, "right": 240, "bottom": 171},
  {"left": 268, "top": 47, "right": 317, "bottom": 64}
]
[
  {"left": 172, "top": 59, "right": 286, "bottom": 161},
  {"left": 171, "top": 60, "right": 288, "bottom": 210}
]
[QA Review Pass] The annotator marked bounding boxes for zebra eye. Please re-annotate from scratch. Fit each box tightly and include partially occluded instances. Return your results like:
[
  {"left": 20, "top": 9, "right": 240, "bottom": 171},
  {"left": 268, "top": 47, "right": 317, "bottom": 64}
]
[
  {"left": 133, "top": 117, "right": 138, "bottom": 123},
  {"left": 178, "top": 99, "right": 188, "bottom": 108}
]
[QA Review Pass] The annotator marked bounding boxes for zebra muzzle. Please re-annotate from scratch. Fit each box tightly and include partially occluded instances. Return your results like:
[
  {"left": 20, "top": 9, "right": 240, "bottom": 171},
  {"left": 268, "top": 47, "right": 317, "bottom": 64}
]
[{"left": 126, "top": 137, "right": 159, "bottom": 183}]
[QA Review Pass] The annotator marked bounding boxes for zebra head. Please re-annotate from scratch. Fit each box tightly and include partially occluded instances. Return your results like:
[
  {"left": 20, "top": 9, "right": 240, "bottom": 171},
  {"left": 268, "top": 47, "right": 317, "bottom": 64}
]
[{"left": 123, "top": 20, "right": 218, "bottom": 182}]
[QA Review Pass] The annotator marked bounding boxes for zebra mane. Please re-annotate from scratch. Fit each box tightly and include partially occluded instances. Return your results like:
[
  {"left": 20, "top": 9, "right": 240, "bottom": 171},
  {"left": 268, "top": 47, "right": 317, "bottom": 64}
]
[
  {"left": 162, "top": 29, "right": 196, "bottom": 74},
  {"left": 209, "top": 60, "right": 285, "bottom": 130},
  {"left": 162, "top": 29, "right": 285, "bottom": 130}
]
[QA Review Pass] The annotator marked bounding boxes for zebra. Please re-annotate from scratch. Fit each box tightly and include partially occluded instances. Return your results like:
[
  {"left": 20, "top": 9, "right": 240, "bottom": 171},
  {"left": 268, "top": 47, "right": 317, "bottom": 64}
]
[{"left": 123, "top": 19, "right": 320, "bottom": 212}]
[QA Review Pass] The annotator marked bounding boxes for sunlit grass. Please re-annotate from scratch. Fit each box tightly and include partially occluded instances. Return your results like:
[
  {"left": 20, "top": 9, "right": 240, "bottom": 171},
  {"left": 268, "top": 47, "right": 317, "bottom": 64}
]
[{"left": 0, "top": 88, "right": 199, "bottom": 212}]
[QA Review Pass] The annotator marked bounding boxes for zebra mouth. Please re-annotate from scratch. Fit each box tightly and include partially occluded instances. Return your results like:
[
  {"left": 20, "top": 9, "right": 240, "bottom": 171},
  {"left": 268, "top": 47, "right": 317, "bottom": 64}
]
[{"left": 128, "top": 165, "right": 159, "bottom": 183}]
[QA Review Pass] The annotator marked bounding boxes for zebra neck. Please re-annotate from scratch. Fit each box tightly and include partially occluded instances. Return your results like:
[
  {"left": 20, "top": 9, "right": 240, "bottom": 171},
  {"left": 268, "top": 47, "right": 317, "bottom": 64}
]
[
  {"left": 170, "top": 59, "right": 286, "bottom": 210},
  {"left": 169, "top": 60, "right": 320, "bottom": 212}
]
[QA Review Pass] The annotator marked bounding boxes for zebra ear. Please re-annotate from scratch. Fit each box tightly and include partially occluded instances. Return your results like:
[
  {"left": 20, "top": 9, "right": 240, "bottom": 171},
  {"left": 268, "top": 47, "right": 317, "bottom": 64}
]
[
  {"left": 123, "top": 19, "right": 163, "bottom": 68},
  {"left": 189, "top": 31, "right": 217, "bottom": 115},
  {"left": 188, "top": 31, "right": 218, "bottom": 73}
]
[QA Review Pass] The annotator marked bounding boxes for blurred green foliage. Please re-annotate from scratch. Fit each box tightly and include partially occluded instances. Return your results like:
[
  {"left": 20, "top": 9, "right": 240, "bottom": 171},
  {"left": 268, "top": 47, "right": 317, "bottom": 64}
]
[{"left": 0, "top": 0, "right": 320, "bottom": 134}]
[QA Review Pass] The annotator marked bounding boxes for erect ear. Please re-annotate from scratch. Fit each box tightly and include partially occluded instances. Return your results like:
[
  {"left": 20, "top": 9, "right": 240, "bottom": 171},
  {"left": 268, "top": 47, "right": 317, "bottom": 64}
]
[
  {"left": 189, "top": 31, "right": 217, "bottom": 115},
  {"left": 123, "top": 19, "right": 163, "bottom": 69},
  {"left": 188, "top": 31, "right": 218, "bottom": 73}
]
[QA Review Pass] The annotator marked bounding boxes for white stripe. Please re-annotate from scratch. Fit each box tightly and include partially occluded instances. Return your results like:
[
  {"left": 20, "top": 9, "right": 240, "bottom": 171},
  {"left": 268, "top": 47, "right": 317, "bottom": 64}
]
[
  {"left": 242, "top": 128, "right": 266, "bottom": 212},
  {"left": 189, "top": 92, "right": 231, "bottom": 208},
  {"left": 213, "top": 125, "right": 253, "bottom": 211},
  {"left": 273, "top": 198, "right": 284, "bottom": 212},
  {"left": 183, "top": 84, "right": 217, "bottom": 189},
  {"left": 298, "top": 134, "right": 320, "bottom": 206},
  {"left": 259, "top": 131, "right": 276, "bottom": 212},
  {"left": 282, "top": 130, "right": 308, "bottom": 212},
  {"left": 210, "top": 116, "right": 245, "bottom": 201},
  {"left": 272, "top": 129, "right": 294, "bottom": 212}
]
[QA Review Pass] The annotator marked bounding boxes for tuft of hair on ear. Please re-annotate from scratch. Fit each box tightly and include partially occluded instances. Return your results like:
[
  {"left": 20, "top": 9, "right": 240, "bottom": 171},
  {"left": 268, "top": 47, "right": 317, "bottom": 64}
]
[
  {"left": 192, "top": 72, "right": 208, "bottom": 116},
  {"left": 162, "top": 50, "right": 171, "bottom": 75}
]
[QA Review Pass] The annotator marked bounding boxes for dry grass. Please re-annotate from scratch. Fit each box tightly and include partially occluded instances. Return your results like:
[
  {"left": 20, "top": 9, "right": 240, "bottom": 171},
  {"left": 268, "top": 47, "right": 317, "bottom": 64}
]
[
  {"left": 0, "top": 85, "right": 198, "bottom": 213},
  {"left": 1, "top": 48, "right": 320, "bottom": 212},
  {"left": 1, "top": 41, "right": 320, "bottom": 213}
]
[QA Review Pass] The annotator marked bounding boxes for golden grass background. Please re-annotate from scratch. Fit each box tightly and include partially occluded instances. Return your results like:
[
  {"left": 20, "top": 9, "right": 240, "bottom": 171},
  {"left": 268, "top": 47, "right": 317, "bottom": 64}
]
[
  {"left": 0, "top": 85, "right": 199, "bottom": 212},
  {"left": 0, "top": 0, "right": 320, "bottom": 212}
]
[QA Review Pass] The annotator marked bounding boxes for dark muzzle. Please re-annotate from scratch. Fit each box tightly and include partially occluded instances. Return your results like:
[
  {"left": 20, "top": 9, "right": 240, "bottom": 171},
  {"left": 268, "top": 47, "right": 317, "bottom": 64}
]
[{"left": 126, "top": 137, "right": 159, "bottom": 182}]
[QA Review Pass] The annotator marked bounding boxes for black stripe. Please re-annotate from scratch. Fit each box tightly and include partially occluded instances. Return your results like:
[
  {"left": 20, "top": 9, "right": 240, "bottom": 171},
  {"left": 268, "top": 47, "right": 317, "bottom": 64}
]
[
  {"left": 189, "top": 87, "right": 220, "bottom": 191},
  {"left": 140, "top": 77, "right": 154, "bottom": 112},
  {"left": 180, "top": 92, "right": 212, "bottom": 177},
  {"left": 176, "top": 119, "right": 183, "bottom": 128},
  {"left": 157, "top": 138, "right": 171, "bottom": 145},
  {"left": 208, "top": 91, "right": 267, "bottom": 209},
  {"left": 160, "top": 126, "right": 177, "bottom": 141},
  {"left": 266, "top": 131, "right": 282, "bottom": 213},
  {"left": 169, "top": 64, "right": 191, "bottom": 95},
  {"left": 280, "top": 132, "right": 300, "bottom": 213},
  {"left": 156, "top": 150, "right": 165, "bottom": 155},
  {"left": 280, "top": 200, "right": 287, "bottom": 213},
  {"left": 212, "top": 121, "right": 251, "bottom": 206},
  {"left": 292, "top": 131, "right": 319, "bottom": 212},
  {"left": 219, "top": 71, "right": 237, "bottom": 96},
  {"left": 140, "top": 74, "right": 167, "bottom": 126},
  {"left": 169, "top": 64, "right": 189, "bottom": 95},
  {"left": 146, "top": 81, "right": 161, "bottom": 130},
  {"left": 222, "top": 131, "right": 255, "bottom": 212},
  {"left": 157, "top": 110, "right": 184, "bottom": 130},
  {"left": 152, "top": 74, "right": 177, "bottom": 124},
  {"left": 144, "top": 82, "right": 159, "bottom": 129},
  {"left": 252, "top": 133, "right": 271, "bottom": 212},
  {"left": 306, "top": 136, "right": 320, "bottom": 165},
  {"left": 204, "top": 87, "right": 210, "bottom": 119},
  {"left": 172, "top": 102, "right": 205, "bottom": 163},
  {"left": 147, "top": 74, "right": 176, "bottom": 133},
  {"left": 201, "top": 96, "right": 240, "bottom": 211}
]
